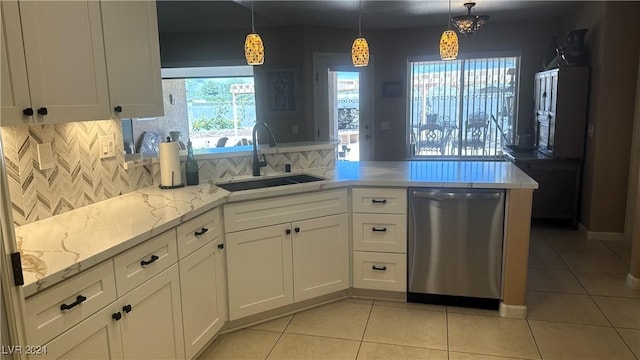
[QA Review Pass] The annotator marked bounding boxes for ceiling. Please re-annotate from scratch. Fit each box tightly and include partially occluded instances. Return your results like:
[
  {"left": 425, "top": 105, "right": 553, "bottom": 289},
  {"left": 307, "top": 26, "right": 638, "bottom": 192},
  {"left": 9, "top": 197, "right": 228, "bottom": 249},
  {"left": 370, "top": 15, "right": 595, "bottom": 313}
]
[{"left": 156, "top": 0, "right": 583, "bottom": 34}]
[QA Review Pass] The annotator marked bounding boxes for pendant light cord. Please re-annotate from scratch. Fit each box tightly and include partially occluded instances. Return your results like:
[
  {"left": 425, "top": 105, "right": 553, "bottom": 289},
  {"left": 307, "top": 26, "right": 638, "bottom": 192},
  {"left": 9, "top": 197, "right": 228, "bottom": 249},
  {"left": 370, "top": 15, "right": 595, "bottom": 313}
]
[
  {"left": 358, "top": 0, "right": 362, "bottom": 37},
  {"left": 251, "top": 1, "right": 256, "bottom": 33},
  {"left": 447, "top": 0, "right": 452, "bottom": 29}
]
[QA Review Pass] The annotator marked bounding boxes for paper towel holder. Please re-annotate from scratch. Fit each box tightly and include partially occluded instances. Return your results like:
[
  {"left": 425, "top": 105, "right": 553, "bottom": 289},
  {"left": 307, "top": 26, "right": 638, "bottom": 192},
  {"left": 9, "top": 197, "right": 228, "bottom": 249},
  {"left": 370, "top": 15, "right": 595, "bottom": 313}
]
[{"left": 159, "top": 137, "right": 185, "bottom": 190}]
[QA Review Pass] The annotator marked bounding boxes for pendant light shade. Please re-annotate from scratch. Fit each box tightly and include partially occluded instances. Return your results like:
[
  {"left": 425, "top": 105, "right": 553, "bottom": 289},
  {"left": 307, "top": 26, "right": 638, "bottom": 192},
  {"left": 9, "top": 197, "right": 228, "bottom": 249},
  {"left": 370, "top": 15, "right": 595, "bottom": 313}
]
[
  {"left": 439, "top": 30, "right": 459, "bottom": 60},
  {"left": 440, "top": 0, "right": 458, "bottom": 60},
  {"left": 352, "top": 37, "right": 369, "bottom": 67},
  {"left": 245, "top": 33, "right": 264, "bottom": 65},
  {"left": 245, "top": 1, "right": 264, "bottom": 65},
  {"left": 352, "top": 0, "right": 369, "bottom": 67}
]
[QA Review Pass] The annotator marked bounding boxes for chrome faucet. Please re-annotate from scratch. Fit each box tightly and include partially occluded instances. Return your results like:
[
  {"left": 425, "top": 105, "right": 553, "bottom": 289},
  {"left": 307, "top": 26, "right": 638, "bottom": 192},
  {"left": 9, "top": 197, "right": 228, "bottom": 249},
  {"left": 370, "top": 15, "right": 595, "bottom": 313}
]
[{"left": 252, "top": 121, "right": 277, "bottom": 176}]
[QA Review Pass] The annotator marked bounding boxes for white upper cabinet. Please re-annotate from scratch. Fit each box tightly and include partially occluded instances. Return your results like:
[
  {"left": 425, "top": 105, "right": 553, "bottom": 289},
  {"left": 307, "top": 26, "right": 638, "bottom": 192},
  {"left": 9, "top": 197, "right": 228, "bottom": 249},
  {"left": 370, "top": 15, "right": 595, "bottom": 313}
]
[
  {"left": 18, "top": 0, "right": 111, "bottom": 124},
  {"left": 101, "top": 1, "right": 163, "bottom": 119},
  {"left": 0, "top": 1, "right": 32, "bottom": 126}
]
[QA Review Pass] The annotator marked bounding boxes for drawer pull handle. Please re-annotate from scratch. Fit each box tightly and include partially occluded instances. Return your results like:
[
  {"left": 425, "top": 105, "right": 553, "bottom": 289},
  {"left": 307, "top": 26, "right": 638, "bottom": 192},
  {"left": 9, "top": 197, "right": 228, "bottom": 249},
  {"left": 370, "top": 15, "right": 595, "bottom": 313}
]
[
  {"left": 194, "top": 227, "right": 208, "bottom": 236},
  {"left": 140, "top": 255, "right": 159, "bottom": 266},
  {"left": 122, "top": 304, "right": 132, "bottom": 313},
  {"left": 112, "top": 312, "right": 122, "bottom": 321},
  {"left": 60, "top": 295, "right": 87, "bottom": 311},
  {"left": 372, "top": 265, "right": 387, "bottom": 271},
  {"left": 371, "top": 199, "right": 387, "bottom": 204},
  {"left": 372, "top": 227, "right": 387, "bottom": 232}
]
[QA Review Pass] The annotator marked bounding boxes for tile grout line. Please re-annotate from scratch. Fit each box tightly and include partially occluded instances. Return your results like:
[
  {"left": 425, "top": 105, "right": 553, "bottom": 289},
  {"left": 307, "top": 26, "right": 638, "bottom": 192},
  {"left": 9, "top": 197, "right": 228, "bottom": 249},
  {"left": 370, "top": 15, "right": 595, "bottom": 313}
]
[
  {"left": 354, "top": 300, "right": 375, "bottom": 359},
  {"left": 445, "top": 309, "right": 450, "bottom": 360},
  {"left": 263, "top": 314, "right": 295, "bottom": 359},
  {"left": 525, "top": 318, "right": 544, "bottom": 360}
]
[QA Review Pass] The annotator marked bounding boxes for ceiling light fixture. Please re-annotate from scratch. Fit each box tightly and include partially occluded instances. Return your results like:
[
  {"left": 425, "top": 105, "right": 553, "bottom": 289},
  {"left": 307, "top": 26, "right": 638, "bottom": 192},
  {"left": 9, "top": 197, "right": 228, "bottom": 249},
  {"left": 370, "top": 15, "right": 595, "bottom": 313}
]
[
  {"left": 351, "top": 0, "right": 369, "bottom": 67},
  {"left": 244, "top": 1, "right": 264, "bottom": 65},
  {"left": 451, "top": 2, "right": 489, "bottom": 37},
  {"left": 440, "top": 0, "right": 459, "bottom": 60}
]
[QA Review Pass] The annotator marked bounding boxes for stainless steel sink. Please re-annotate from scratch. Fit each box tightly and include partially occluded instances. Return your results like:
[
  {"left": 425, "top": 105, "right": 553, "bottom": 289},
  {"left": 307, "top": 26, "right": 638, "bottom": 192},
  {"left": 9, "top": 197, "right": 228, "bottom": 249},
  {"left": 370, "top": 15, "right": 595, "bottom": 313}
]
[{"left": 216, "top": 174, "right": 325, "bottom": 192}]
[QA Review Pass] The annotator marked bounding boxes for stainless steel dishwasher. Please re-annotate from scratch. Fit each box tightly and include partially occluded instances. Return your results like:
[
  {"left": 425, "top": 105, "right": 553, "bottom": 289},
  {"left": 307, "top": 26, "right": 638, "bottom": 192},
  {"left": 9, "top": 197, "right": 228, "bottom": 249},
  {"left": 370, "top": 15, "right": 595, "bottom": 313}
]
[{"left": 407, "top": 188, "right": 505, "bottom": 309}]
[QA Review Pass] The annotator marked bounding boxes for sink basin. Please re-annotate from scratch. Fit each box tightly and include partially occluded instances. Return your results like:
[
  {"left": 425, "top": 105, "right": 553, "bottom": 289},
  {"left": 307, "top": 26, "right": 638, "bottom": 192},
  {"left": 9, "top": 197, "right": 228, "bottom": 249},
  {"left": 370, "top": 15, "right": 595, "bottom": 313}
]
[{"left": 216, "top": 174, "right": 326, "bottom": 192}]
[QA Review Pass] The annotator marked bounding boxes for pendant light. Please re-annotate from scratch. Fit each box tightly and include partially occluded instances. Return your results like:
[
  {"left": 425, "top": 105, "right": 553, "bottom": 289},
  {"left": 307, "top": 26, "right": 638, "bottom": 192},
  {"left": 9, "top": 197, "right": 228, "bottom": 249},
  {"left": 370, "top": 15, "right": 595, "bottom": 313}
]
[
  {"left": 351, "top": 0, "right": 369, "bottom": 67},
  {"left": 439, "top": 0, "right": 459, "bottom": 60},
  {"left": 245, "top": 1, "right": 264, "bottom": 65}
]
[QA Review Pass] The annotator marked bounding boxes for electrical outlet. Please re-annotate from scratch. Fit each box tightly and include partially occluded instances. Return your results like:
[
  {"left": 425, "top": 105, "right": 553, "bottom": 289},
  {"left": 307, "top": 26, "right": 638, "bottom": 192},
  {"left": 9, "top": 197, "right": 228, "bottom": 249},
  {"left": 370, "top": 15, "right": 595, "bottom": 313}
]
[
  {"left": 587, "top": 123, "right": 594, "bottom": 138},
  {"left": 99, "top": 135, "right": 116, "bottom": 159},
  {"left": 37, "top": 143, "right": 55, "bottom": 170},
  {"left": 292, "top": 124, "right": 299, "bottom": 135},
  {"left": 381, "top": 121, "right": 390, "bottom": 130}
]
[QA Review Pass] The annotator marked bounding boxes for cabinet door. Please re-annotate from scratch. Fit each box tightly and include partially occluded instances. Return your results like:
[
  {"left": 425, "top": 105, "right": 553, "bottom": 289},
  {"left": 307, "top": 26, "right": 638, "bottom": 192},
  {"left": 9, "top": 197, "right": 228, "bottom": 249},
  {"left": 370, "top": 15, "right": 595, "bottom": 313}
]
[
  {"left": 119, "top": 265, "right": 185, "bottom": 360},
  {"left": 101, "top": 0, "right": 163, "bottom": 118},
  {"left": 18, "top": 1, "right": 110, "bottom": 124},
  {"left": 179, "top": 241, "right": 225, "bottom": 360},
  {"left": 43, "top": 304, "right": 123, "bottom": 360},
  {"left": 226, "top": 224, "right": 293, "bottom": 320},
  {"left": 292, "top": 214, "right": 349, "bottom": 302},
  {"left": 0, "top": 0, "right": 32, "bottom": 126}
]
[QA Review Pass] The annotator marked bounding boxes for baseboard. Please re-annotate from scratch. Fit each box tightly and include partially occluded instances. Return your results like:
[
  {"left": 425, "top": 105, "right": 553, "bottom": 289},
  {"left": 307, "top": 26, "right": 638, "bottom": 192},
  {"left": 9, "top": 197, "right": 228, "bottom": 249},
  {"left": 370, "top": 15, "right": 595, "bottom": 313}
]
[
  {"left": 578, "top": 223, "right": 625, "bottom": 241},
  {"left": 499, "top": 302, "right": 527, "bottom": 319},
  {"left": 627, "top": 273, "right": 640, "bottom": 289}
]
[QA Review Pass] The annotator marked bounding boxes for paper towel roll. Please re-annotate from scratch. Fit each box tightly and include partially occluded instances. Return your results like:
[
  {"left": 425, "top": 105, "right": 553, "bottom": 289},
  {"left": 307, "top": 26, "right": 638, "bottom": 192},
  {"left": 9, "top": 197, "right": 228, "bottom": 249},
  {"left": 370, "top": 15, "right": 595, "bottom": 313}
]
[{"left": 159, "top": 141, "right": 182, "bottom": 187}]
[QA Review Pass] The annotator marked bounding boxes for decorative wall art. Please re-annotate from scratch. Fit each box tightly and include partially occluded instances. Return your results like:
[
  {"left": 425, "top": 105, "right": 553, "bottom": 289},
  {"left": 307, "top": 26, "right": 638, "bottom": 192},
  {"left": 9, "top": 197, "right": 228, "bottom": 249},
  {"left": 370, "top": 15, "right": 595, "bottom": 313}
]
[{"left": 266, "top": 69, "right": 296, "bottom": 111}]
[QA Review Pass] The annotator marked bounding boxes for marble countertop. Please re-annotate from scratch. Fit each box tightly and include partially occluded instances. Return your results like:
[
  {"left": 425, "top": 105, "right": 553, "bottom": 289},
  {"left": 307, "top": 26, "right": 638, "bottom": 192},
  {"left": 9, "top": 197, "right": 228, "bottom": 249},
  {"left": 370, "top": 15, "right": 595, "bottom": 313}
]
[{"left": 16, "top": 160, "right": 537, "bottom": 297}]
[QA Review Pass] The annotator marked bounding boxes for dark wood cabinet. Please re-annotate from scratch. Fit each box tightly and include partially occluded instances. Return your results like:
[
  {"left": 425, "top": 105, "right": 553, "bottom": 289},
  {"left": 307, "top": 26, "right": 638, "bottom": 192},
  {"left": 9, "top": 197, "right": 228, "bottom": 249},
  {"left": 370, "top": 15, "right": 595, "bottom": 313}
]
[
  {"left": 513, "top": 158, "right": 581, "bottom": 228},
  {"left": 534, "top": 67, "right": 589, "bottom": 159}
]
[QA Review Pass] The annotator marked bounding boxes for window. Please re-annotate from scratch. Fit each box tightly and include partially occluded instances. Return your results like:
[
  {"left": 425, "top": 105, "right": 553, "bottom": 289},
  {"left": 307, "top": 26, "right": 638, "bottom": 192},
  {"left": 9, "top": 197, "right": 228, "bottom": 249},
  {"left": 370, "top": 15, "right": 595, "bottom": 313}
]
[
  {"left": 408, "top": 56, "right": 519, "bottom": 157},
  {"left": 161, "top": 66, "right": 257, "bottom": 149}
]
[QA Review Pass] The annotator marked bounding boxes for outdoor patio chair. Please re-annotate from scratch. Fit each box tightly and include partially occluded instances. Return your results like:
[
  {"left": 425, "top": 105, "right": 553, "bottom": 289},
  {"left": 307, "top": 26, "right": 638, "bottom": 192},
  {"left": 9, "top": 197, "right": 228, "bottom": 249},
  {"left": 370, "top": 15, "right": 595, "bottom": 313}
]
[
  {"left": 463, "top": 113, "right": 489, "bottom": 155},
  {"left": 416, "top": 123, "right": 453, "bottom": 155},
  {"left": 216, "top": 137, "right": 228, "bottom": 147}
]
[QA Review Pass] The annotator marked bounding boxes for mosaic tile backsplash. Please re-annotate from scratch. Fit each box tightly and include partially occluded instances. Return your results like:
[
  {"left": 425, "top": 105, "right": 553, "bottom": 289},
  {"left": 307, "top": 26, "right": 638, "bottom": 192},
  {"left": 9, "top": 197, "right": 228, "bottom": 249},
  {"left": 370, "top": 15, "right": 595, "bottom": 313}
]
[{"left": 2, "top": 120, "right": 335, "bottom": 226}]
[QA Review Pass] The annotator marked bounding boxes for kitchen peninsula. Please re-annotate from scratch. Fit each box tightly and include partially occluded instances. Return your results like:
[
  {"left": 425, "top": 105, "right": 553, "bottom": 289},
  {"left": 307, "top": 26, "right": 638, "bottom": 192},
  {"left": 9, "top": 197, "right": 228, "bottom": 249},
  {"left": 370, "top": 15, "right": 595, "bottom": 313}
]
[{"left": 14, "top": 160, "right": 537, "bottom": 358}]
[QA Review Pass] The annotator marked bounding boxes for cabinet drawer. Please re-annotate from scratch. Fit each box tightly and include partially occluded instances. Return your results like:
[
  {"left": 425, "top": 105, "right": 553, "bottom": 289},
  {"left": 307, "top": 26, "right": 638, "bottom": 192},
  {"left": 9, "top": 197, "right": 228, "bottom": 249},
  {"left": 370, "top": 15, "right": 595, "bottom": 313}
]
[
  {"left": 114, "top": 229, "right": 177, "bottom": 296},
  {"left": 353, "top": 214, "right": 407, "bottom": 253},
  {"left": 176, "top": 207, "right": 222, "bottom": 259},
  {"left": 352, "top": 188, "right": 407, "bottom": 214},
  {"left": 353, "top": 252, "right": 406, "bottom": 292},
  {"left": 224, "top": 189, "right": 347, "bottom": 233},
  {"left": 25, "top": 260, "right": 116, "bottom": 346}
]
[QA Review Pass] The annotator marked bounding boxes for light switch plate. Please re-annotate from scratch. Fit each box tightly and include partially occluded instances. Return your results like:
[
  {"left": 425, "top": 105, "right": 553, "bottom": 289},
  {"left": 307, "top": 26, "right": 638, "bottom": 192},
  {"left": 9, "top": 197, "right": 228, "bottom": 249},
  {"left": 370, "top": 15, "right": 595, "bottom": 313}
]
[
  {"left": 99, "top": 135, "right": 116, "bottom": 159},
  {"left": 37, "top": 143, "right": 55, "bottom": 170},
  {"left": 381, "top": 121, "right": 390, "bottom": 130}
]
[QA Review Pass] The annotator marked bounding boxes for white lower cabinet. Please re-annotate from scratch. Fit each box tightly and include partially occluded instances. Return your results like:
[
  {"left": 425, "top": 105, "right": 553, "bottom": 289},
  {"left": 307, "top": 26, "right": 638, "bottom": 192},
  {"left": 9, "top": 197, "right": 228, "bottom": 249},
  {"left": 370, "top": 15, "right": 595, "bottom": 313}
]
[
  {"left": 224, "top": 190, "right": 349, "bottom": 320},
  {"left": 292, "top": 214, "right": 349, "bottom": 302},
  {"left": 351, "top": 187, "right": 408, "bottom": 292},
  {"left": 179, "top": 240, "right": 227, "bottom": 360},
  {"left": 226, "top": 223, "right": 293, "bottom": 320},
  {"left": 42, "top": 304, "right": 123, "bottom": 360},
  {"left": 118, "top": 265, "right": 184, "bottom": 360}
]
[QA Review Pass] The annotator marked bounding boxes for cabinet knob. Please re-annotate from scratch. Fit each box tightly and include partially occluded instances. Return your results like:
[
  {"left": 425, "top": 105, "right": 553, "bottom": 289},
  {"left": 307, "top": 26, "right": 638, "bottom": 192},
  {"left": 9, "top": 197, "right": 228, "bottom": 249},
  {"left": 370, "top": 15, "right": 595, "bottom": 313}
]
[
  {"left": 285, "top": 229, "right": 291, "bottom": 235},
  {"left": 23, "top": 108, "right": 34, "bottom": 116},
  {"left": 217, "top": 243, "right": 224, "bottom": 250},
  {"left": 122, "top": 304, "right": 132, "bottom": 313},
  {"left": 294, "top": 227, "right": 300, "bottom": 233},
  {"left": 37, "top": 107, "right": 48, "bottom": 116},
  {"left": 112, "top": 312, "right": 122, "bottom": 321},
  {"left": 114, "top": 105, "right": 123, "bottom": 113}
]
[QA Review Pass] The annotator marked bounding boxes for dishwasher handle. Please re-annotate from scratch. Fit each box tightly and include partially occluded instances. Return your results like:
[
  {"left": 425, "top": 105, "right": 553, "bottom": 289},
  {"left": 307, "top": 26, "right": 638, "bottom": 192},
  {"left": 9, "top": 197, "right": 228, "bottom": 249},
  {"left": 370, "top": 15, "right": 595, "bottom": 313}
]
[{"left": 411, "top": 190, "right": 502, "bottom": 201}]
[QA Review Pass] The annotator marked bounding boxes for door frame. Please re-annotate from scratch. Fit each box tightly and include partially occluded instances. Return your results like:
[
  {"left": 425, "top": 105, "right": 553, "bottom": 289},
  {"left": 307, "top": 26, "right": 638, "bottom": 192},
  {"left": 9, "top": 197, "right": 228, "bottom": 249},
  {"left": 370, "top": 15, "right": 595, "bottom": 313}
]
[
  {"left": 0, "top": 132, "right": 28, "bottom": 356},
  {"left": 313, "top": 52, "right": 374, "bottom": 161}
]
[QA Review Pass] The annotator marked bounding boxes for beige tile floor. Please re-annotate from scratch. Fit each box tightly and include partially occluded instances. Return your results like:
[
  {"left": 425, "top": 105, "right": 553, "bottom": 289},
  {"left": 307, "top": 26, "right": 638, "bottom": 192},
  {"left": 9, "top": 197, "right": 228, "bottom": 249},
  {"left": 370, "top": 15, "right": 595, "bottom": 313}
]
[{"left": 199, "top": 226, "right": 640, "bottom": 360}]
